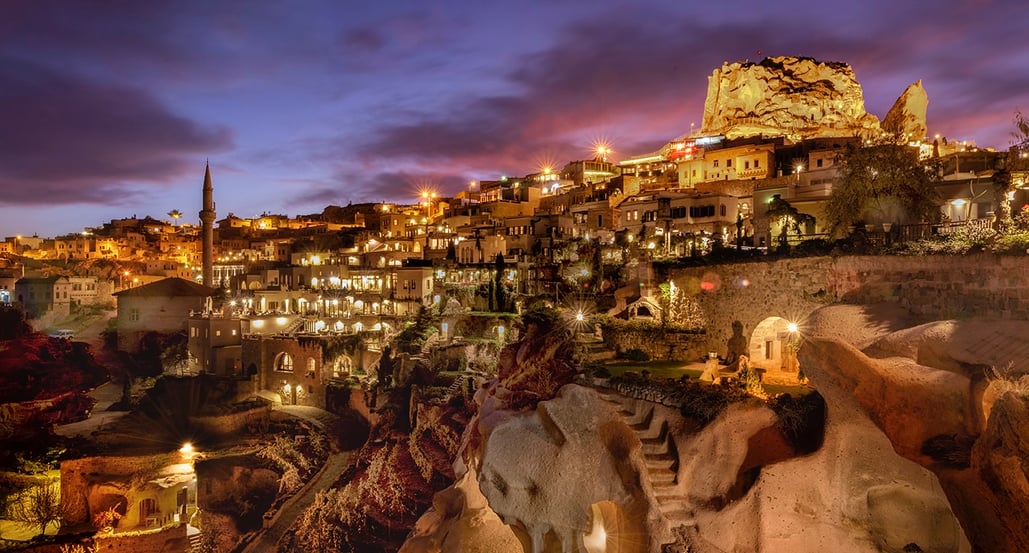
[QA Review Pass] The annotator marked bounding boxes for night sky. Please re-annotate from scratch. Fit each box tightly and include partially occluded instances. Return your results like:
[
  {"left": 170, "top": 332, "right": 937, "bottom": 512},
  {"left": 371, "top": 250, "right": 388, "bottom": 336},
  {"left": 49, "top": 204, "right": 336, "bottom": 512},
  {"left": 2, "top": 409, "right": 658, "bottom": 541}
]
[{"left": 1, "top": 0, "right": 1026, "bottom": 239}]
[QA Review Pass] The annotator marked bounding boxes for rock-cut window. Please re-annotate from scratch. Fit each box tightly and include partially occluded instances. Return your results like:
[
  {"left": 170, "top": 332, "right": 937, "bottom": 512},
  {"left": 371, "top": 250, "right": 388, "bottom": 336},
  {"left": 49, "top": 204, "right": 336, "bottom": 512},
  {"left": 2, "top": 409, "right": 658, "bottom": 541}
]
[{"left": 275, "top": 352, "right": 294, "bottom": 372}]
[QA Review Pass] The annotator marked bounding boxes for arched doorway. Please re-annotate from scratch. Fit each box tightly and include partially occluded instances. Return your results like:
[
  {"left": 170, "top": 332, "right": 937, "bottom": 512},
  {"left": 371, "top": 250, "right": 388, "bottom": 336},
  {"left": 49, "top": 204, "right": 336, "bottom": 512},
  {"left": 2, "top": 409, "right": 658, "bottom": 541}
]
[
  {"left": 582, "top": 500, "right": 645, "bottom": 553},
  {"left": 749, "top": 316, "right": 797, "bottom": 371}
]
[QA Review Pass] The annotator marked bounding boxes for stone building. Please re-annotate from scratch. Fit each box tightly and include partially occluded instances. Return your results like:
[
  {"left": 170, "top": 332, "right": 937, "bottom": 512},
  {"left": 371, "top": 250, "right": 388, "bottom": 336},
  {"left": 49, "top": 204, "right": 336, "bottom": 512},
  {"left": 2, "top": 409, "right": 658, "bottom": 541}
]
[{"left": 114, "top": 277, "right": 216, "bottom": 352}]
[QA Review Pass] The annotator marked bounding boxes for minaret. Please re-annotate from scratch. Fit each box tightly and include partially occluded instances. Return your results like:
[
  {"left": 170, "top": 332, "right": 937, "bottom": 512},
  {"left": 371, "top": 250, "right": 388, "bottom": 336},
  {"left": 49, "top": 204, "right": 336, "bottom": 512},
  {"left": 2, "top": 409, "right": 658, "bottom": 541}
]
[{"left": 199, "top": 162, "right": 216, "bottom": 288}]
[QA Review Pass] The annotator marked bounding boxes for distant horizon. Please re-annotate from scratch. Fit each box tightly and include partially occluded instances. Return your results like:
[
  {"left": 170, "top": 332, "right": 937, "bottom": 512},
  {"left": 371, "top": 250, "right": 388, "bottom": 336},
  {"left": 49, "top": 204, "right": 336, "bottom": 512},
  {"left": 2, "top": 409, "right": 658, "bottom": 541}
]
[{"left": 3, "top": 0, "right": 1026, "bottom": 238}]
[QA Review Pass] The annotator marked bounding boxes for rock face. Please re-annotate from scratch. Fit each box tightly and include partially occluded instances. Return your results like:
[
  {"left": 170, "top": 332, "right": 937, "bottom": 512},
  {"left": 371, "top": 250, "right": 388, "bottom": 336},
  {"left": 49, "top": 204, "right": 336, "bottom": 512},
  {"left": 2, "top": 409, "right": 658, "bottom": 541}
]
[
  {"left": 701, "top": 56, "right": 882, "bottom": 140},
  {"left": 402, "top": 377, "right": 970, "bottom": 553},
  {"left": 882, "top": 80, "right": 928, "bottom": 140},
  {"left": 801, "top": 305, "right": 1029, "bottom": 553},
  {"left": 972, "top": 393, "right": 1029, "bottom": 550}
]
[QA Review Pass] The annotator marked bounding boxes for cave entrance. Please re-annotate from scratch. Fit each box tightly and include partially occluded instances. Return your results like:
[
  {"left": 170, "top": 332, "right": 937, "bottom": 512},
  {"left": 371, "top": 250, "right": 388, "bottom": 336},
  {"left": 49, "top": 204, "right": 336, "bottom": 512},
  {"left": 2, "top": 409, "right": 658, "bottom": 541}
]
[
  {"left": 749, "top": 316, "right": 798, "bottom": 371},
  {"left": 582, "top": 500, "right": 645, "bottom": 553}
]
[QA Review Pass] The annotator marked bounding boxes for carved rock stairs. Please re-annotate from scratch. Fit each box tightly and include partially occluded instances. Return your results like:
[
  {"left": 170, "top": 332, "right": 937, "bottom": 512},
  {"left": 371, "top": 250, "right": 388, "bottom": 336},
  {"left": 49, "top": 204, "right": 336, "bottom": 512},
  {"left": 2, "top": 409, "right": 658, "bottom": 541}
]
[
  {"left": 187, "top": 525, "right": 203, "bottom": 552},
  {"left": 598, "top": 390, "right": 697, "bottom": 532}
]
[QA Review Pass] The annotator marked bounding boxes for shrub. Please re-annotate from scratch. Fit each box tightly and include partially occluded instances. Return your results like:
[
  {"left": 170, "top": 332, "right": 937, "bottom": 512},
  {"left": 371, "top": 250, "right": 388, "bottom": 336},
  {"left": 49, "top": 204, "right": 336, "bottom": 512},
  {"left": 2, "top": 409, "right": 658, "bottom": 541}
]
[
  {"left": 920, "top": 434, "right": 973, "bottom": 469},
  {"left": 985, "top": 363, "right": 1029, "bottom": 398},
  {"left": 769, "top": 391, "right": 826, "bottom": 454},
  {"left": 622, "top": 348, "right": 650, "bottom": 362},
  {"left": 993, "top": 232, "right": 1029, "bottom": 254}
]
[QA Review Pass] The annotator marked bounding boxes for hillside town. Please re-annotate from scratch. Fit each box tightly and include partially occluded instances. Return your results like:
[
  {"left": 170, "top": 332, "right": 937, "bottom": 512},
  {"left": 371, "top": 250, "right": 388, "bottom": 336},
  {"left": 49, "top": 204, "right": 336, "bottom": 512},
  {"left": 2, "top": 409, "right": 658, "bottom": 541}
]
[{"left": 3, "top": 56, "right": 1029, "bottom": 553}]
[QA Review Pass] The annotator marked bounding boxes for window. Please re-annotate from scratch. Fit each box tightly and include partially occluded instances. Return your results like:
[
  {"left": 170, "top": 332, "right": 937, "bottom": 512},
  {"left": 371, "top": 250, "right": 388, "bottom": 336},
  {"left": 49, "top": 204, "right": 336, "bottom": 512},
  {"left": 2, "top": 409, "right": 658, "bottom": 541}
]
[
  {"left": 726, "top": 159, "right": 732, "bottom": 167},
  {"left": 215, "top": 330, "right": 221, "bottom": 337},
  {"left": 745, "top": 161, "right": 750, "bottom": 169},
  {"left": 721, "top": 205, "right": 727, "bottom": 216},
  {"left": 130, "top": 308, "right": 141, "bottom": 322},
  {"left": 754, "top": 159, "right": 760, "bottom": 168},
  {"left": 713, "top": 160, "right": 719, "bottom": 168},
  {"left": 306, "top": 358, "right": 316, "bottom": 378},
  {"left": 816, "top": 158, "right": 824, "bottom": 168},
  {"left": 275, "top": 353, "right": 294, "bottom": 372}
]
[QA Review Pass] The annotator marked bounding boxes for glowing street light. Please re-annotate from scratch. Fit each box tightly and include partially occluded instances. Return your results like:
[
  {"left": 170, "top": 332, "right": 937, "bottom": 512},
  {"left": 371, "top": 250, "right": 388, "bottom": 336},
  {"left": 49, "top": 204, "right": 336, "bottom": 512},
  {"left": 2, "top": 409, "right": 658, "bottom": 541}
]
[{"left": 787, "top": 322, "right": 798, "bottom": 333}]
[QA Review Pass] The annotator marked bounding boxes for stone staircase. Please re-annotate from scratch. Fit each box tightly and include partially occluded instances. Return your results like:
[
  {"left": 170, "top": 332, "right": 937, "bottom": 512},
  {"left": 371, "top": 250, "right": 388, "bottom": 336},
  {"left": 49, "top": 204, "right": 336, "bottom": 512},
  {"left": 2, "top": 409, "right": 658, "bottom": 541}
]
[
  {"left": 186, "top": 525, "right": 202, "bottom": 552},
  {"left": 597, "top": 390, "right": 696, "bottom": 531},
  {"left": 445, "top": 374, "right": 470, "bottom": 400},
  {"left": 577, "top": 338, "right": 616, "bottom": 362}
]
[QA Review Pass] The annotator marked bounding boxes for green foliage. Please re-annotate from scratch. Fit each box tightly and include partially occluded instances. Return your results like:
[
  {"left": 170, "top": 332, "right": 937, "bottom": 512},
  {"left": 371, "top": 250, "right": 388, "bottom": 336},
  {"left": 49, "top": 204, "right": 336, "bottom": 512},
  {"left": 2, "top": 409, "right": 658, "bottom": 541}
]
[
  {"left": 825, "top": 138, "right": 942, "bottom": 236},
  {"left": 736, "top": 358, "right": 764, "bottom": 397},
  {"left": 493, "top": 253, "right": 508, "bottom": 312},
  {"left": 394, "top": 306, "right": 440, "bottom": 355},
  {"left": 521, "top": 302, "right": 559, "bottom": 330},
  {"left": 765, "top": 195, "right": 816, "bottom": 251}
]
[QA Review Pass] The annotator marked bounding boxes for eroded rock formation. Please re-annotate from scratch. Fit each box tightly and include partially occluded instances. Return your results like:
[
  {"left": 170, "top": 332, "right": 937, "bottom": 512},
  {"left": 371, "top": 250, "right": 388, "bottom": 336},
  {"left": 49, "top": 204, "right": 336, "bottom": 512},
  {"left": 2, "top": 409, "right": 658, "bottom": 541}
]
[
  {"left": 882, "top": 80, "right": 928, "bottom": 140},
  {"left": 801, "top": 305, "right": 1029, "bottom": 553},
  {"left": 701, "top": 56, "right": 882, "bottom": 140}
]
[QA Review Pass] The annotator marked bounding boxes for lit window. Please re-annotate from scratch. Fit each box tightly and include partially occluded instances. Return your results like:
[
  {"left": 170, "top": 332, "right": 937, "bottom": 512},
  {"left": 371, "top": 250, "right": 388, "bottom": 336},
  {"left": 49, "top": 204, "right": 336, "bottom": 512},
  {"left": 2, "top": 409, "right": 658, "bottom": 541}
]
[{"left": 276, "top": 353, "right": 294, "bottom": 372}]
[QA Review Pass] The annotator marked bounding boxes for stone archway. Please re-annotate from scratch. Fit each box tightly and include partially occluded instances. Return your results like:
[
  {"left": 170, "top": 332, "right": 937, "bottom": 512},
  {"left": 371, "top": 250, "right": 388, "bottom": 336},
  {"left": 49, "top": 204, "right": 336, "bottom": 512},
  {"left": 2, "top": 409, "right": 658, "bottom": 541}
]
[
  {"left": 582, "top": 500, "right": 645, "bottom": 553},
  {"left": 749, "top": 316, "right": 796, "bottom": 371}
]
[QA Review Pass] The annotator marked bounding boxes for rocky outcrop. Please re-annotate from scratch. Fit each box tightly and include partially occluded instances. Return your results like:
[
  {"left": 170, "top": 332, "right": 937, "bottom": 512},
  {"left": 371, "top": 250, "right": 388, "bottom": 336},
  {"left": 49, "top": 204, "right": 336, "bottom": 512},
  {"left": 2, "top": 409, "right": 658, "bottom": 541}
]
[
  {"left": 801, "top": 305, "right": 1029, "bottom": 553},
  {"left": 399, "top": 465, "right": 523, "bottom": 553},
  {"left": 700, "top": 56, "right": 882, "bottom": 140},
  {"left": 696, "top": 382, "right": 969, "bottom": 553},
  {"left": 882, "top": 80, "right": 928, "bottom": 140},
  {"left": 800, "top": 337, "right": 971, "bottom": 456},
  {"left": 402, "top": 375, "right": 971, "bottom": 553},
  {"left": 970, "top": 392, "right": 1029, "bottom": 550}
]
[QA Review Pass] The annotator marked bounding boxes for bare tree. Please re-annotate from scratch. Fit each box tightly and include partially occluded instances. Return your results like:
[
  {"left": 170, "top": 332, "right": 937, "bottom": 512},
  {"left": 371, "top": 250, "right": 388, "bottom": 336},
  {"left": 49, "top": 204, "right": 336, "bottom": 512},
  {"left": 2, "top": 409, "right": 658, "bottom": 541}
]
[{"left": 10, "top": 478, "right": 63, "bottom": 538}]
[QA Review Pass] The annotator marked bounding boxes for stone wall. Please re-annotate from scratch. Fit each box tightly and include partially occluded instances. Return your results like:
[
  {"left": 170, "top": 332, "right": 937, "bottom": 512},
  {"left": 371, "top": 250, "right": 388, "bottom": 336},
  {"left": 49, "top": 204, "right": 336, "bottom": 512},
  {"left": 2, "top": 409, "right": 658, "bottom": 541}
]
[
  {"left": 93, "top": 525, "right": 189, "bottom": 553},
  {"left": 662, "top": 254, "right": 1029, "bottom": 355},
  {"left": 190, "top": 404, "right": 271, "bottom": 436},
  {"left": 602, "top": 324, "right": 708, "bottom": 362}
]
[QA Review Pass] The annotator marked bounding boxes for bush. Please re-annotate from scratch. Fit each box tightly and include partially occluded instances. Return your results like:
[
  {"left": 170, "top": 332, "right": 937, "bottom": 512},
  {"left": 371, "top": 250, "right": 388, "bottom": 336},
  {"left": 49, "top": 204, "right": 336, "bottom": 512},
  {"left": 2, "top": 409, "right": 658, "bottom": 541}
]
[
  {"left": 920, "top": 434, "right": 973, "bottom": 469},
  {"left": 622, "top": 348, "right": 650, "bottom": 362},
  {"left": 993, "top": 232, "right": 1029, "bottom": 254},
  {"left": 769, "top": 391, "right": 825, "bottom": 454}
]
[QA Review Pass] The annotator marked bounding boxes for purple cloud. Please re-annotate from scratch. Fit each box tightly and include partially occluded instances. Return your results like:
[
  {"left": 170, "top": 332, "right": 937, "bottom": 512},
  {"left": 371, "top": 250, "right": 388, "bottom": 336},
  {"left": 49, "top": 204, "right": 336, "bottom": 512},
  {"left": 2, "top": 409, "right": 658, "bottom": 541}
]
[{"left": 0, "top": 57, "right": 233, "bottom": 205}]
